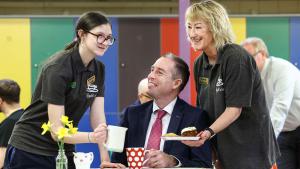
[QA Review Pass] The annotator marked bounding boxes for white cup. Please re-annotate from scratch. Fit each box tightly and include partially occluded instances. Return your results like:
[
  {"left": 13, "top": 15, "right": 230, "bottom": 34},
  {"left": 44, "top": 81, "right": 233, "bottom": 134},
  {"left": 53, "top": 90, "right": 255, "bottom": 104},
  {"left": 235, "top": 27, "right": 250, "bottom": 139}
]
[{"left": 105, "top": 125, "right": 128, "bottom": 152}]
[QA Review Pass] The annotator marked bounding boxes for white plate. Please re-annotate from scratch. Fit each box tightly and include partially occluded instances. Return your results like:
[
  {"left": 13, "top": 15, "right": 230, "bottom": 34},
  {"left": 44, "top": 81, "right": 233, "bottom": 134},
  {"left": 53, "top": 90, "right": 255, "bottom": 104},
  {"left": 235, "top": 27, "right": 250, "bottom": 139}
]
[{"left": 161, "top": 136, "right": 200, "bottom": 141}]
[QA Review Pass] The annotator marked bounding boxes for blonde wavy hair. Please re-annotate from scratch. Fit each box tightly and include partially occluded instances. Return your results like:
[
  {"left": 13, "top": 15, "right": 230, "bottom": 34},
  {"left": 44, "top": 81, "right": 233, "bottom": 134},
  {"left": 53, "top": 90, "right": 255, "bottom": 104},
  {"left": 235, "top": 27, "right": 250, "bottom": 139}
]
[{"left": 185, "top": 0, "right": 235, "bottom": 50}]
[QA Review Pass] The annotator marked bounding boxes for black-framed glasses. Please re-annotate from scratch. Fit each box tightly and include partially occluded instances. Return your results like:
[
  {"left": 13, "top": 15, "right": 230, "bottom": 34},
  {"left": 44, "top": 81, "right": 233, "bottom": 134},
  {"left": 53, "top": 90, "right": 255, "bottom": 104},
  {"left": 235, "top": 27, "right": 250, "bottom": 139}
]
[{"left": 87, "top": 31, "right": 115, "bottom": 46}]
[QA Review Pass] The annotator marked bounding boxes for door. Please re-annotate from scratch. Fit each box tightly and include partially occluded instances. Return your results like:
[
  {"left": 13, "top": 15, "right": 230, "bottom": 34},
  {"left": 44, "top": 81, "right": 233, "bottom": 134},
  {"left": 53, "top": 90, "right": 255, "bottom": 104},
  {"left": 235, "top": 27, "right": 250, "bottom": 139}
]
[{"left": 118, "top": 18, "right": 160, "bottom": 111}]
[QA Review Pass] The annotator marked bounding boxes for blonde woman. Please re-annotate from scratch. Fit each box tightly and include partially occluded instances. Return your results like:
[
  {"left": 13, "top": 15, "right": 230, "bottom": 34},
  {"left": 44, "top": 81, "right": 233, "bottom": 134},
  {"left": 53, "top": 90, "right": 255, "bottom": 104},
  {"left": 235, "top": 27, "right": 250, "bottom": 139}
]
[{"left": 182, "top": 1, "right": 280, "bottom": 169}]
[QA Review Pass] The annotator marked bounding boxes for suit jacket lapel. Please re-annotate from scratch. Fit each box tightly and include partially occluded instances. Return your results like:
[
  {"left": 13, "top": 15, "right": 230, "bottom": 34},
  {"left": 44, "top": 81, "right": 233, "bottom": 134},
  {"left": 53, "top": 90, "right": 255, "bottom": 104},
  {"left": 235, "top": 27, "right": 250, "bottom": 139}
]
[
  {"left": 140, "top": 102, "right": 153, "bottom": 146},
  {"left": 164, "top": 98, "right": 184, "bottom": 152}
]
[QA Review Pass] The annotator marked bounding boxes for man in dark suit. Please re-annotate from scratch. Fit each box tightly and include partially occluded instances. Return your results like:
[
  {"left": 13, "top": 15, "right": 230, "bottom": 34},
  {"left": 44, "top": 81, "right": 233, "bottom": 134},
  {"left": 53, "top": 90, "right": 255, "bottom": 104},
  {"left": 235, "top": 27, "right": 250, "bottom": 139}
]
[{"left": 103, "top": 53, "right": 211, "bottom": 168}]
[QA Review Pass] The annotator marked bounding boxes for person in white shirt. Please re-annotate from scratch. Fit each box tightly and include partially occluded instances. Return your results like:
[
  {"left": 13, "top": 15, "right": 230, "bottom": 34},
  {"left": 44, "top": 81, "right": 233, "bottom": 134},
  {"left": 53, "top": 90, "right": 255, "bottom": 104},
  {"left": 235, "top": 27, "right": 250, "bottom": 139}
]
[{"left": 242, "top": 37, "right": 300, "bottom": 169}]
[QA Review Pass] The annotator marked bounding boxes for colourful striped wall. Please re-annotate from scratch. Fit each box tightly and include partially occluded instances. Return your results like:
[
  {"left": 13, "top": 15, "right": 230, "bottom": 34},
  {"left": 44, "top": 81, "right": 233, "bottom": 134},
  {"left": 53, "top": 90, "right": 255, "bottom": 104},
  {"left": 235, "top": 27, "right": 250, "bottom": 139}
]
[{"left": 1, "top": 16, "right": 298, "bottom": 111}]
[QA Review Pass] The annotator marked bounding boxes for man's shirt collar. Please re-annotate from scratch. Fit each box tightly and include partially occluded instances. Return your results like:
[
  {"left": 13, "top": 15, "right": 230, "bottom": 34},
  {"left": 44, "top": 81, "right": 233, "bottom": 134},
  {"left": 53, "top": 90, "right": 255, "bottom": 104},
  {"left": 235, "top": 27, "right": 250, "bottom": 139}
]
[{"left": 152, "top": 97, "right": 177, "bottom": 116}]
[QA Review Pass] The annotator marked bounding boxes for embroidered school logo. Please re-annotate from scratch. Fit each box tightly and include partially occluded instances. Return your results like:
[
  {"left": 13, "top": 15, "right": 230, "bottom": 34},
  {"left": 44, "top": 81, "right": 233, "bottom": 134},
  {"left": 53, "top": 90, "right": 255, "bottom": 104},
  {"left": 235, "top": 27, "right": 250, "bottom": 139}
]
[
  {"left": 69, "top": 82, "right": 76, "bottom": 88},
  {"left": 87, "top": 75, "right": 96, "bottom": 86},
  {"left": 86, "top": 75, "right": 98, "bottom": 98},
  {"left": 216, "top": 76, "right": 224, "bottom": 92},
  {"left": 86, "top": 84, "right": 98, "bottom": 93}
]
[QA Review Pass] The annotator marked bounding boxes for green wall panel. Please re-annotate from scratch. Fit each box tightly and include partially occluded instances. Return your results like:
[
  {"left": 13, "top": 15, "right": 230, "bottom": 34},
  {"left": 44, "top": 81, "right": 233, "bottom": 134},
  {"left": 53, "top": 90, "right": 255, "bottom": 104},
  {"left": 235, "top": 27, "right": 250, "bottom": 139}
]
[
  {"left": 31, "top": 18, "right": 74, "bottom": 91},
  {"left": 246, "top": 17, "right": 289, "bottom": 61}
]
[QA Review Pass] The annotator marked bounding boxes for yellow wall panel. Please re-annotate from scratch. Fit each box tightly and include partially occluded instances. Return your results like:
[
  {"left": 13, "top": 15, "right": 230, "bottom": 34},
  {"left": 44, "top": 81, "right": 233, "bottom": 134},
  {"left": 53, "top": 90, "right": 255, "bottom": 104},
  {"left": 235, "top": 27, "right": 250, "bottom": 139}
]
[
  {"left": 0, "top": 19, "right": 31, "bottom": 109},
  {"left": 0, "top": 113, "right": 5, "bottom": 123},
  {"left": 230, "top": 18, "right": 246, "bottom": 44}
]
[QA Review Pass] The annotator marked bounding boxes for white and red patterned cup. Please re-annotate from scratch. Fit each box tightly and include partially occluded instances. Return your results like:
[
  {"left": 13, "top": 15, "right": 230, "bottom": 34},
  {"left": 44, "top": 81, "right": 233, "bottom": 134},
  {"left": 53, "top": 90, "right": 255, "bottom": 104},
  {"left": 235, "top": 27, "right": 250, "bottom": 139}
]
[{"left": 126, "top": 147, "right": 145, "bottom": 169}]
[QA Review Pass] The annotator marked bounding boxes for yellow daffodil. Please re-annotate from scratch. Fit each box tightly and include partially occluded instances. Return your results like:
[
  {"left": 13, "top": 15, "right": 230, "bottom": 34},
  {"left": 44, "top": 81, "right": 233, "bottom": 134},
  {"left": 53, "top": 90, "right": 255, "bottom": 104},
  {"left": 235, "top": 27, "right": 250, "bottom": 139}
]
[
  {"left": 41, "top": 115, "right": 78, "bottom": 161},
  {"left": 41, "top": 121, "right": 51, "bottom": 135},
  {"left": 60, "top": 115, "right": 72, "bottom": 125},
  {"left": 57, "top": 128, "right": 69, "bottom": 140},
  {"left": 67, "top": 123, "right": 78, "bottom": 135}
]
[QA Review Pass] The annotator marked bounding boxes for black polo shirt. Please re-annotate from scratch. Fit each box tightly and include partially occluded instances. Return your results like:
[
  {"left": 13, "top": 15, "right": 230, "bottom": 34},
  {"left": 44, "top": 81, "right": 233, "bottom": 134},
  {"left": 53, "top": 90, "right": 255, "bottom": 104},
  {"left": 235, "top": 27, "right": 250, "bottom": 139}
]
[
  {"left": 9, "top": 47, "right": 105, "bottom": 156},
  {"left": 194, "top": 44, "right": 280, "bottom": 169}
]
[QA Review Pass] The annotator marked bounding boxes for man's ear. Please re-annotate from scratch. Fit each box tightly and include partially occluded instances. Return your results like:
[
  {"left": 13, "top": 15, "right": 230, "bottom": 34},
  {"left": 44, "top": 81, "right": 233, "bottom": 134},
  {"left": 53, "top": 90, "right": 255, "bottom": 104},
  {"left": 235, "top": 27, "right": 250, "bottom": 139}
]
[
  {"left": 173, "top": 79, "right": 182, "bottom": 90},
  {"left": 0, "top": 97, "right": 3, "bottom": 108},
  {"left": 261, "top": 51, "right": 268, "bottom": 59}
]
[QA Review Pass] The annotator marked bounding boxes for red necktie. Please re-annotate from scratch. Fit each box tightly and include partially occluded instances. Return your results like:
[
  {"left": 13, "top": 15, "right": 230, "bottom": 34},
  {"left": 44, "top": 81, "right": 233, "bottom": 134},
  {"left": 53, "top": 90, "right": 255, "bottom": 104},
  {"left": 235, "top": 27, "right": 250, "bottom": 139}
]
[{"left": 146, "top": 109, "right": 167, "bottom": 150}]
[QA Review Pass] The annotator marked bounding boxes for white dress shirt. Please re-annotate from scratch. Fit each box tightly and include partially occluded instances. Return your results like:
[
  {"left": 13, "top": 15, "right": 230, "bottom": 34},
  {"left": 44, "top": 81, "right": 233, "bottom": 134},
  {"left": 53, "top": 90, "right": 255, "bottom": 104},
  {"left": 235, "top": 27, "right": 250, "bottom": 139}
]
[
  {"left": 144, "top": 97, "right": 177, "bottom": 150},
  {"left": 261, "top": 57, "right": 300, "bottom": 137}
]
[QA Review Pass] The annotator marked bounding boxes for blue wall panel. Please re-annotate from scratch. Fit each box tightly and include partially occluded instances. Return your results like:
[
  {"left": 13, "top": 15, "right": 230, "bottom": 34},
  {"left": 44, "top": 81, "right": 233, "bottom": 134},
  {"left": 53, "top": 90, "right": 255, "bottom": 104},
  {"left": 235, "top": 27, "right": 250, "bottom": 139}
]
[
  {"left": 76, "top": 17, "right": 119, "bottom": 168},
  {"left": 290, "top": 17, "right": 300, "bottom": 69},
  {"left": 98, "top": 17, "right": 120, "bottom": 125}
]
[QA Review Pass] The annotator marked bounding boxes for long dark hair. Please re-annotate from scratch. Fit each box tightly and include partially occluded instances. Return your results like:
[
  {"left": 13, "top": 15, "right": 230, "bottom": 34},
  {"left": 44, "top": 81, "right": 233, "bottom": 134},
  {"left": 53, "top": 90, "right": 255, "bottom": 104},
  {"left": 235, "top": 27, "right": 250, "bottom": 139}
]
[{"left": 65, "top": 11, "right": 111, "bottom": 50}]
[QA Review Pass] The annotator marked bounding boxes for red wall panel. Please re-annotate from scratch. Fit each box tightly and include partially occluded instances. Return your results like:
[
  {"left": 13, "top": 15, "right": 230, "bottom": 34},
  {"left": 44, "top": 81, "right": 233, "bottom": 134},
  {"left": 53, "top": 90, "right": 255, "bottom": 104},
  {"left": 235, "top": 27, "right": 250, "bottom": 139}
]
[{"left": 160, "top": 18, "right": 179, "bottom": 56}]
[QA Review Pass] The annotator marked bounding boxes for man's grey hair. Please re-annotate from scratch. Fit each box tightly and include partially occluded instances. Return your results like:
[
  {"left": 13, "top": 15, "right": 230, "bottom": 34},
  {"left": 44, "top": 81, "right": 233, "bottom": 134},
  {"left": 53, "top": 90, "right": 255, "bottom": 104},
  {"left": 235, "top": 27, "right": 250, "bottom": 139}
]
[{"left": 241, "top": 37, "right": 269, "bottom": 57}]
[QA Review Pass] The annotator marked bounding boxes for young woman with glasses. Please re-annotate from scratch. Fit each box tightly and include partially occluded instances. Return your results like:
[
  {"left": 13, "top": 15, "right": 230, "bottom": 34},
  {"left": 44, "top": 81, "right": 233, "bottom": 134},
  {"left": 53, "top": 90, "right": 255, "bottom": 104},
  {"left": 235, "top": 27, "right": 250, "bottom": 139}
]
[{"left": 4, "top": 11, "right": 124, "bottom": 169}]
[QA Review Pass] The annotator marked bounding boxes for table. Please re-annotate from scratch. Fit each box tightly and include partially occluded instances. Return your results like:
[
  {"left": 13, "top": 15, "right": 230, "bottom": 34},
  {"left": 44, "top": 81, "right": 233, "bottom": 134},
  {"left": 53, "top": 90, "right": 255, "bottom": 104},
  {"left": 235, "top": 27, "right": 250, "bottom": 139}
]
[{"left": 96, "top": 168, "right": 211, "bottom": 169}]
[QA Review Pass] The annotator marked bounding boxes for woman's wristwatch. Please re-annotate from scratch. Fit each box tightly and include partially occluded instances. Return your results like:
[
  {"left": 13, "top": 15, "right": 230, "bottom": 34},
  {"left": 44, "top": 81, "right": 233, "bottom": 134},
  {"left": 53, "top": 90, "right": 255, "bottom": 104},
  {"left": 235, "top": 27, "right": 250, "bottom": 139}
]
[{"left": 205, "top": 127, "right": 216, "bottom": 139}]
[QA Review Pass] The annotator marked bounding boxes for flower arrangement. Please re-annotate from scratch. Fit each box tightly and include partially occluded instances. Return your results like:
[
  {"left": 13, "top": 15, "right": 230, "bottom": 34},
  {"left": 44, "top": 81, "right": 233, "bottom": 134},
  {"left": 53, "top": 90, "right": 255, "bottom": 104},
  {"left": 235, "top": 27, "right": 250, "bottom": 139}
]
[{"left": 41, "top": 115, "right": 78, "bottom": 169}]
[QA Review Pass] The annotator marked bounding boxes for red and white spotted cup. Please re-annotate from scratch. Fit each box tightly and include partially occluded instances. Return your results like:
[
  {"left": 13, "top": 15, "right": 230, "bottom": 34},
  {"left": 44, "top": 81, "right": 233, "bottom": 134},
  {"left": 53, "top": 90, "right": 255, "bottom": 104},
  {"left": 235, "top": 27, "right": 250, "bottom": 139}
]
[{"left": 126, "top": 147, "right": 145, "bottom": 169}]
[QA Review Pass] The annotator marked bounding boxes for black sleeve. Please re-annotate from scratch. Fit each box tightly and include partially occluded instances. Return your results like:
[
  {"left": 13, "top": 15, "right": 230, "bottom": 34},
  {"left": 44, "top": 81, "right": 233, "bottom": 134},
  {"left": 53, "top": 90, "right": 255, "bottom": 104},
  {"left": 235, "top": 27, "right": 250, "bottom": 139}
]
[
  {"left": 40, "top": 64, "right": 68, "bottom": 105},
  {"left": 194, "top": 57, "right": 203, "bottom": 107},
  {"left": 0, "top": 120, "right": 16, "bottom": 147},
  {"left": 111, "top": 107, "right": 129, "bottom": 166},
  {"left": 96, "top": 61, "right": 105, "bottom": 97},
  {"left": 224, "top": 52, "right": 255, "bottom": 107}
]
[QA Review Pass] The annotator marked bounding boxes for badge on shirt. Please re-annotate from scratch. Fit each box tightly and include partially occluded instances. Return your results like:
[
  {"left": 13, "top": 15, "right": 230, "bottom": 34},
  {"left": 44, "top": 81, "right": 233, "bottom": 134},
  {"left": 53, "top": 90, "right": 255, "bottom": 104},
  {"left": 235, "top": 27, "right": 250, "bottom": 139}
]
[
  {"left": 87, "top": 75, "right": 95, "bottom": 86},
  {"left": 216, "top": 75, "right": 224, "bottom": 92},
  {"left": 86, "top": 75, "right": 98, "bottom": 98},
  {"left": 69, "top": 82, "right": 76, "bottom": 88},
  {"left": 199, "top": 77, "right": 209, "bottom": 86}
]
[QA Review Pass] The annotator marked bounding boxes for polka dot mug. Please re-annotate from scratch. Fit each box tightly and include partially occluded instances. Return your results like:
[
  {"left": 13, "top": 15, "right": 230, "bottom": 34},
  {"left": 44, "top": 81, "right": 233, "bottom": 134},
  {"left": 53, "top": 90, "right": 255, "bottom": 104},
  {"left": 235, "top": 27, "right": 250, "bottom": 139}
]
[{"left": 126, "top": 147, "right": 146, "bottom": 169}]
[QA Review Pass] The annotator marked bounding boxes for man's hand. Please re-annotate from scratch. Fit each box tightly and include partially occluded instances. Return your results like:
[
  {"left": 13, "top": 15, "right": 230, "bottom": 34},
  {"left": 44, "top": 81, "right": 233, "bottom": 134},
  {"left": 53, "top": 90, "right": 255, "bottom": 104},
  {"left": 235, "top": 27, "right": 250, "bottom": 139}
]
[
  {"left": 143, "top": 150, "right": 177, "bottom": 168},
  {"left": 100, "top": 161, "right": 126, "bottom": 169},
  {"left": 91, "top": 123, "right": 107, "bottom": 144},
  {"left": 181, "top": 130, "right": 210, "bottom": 147}
]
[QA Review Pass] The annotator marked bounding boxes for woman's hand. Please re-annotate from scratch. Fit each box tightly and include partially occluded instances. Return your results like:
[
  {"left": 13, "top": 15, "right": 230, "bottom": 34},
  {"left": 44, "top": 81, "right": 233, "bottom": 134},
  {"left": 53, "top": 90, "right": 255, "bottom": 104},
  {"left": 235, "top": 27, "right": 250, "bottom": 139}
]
[
  {"left": 90, "top": 123, "right": 107, "bottom": 144},
  {"left": 181, "top": 130, "right": 211, "bottom": 147}
]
